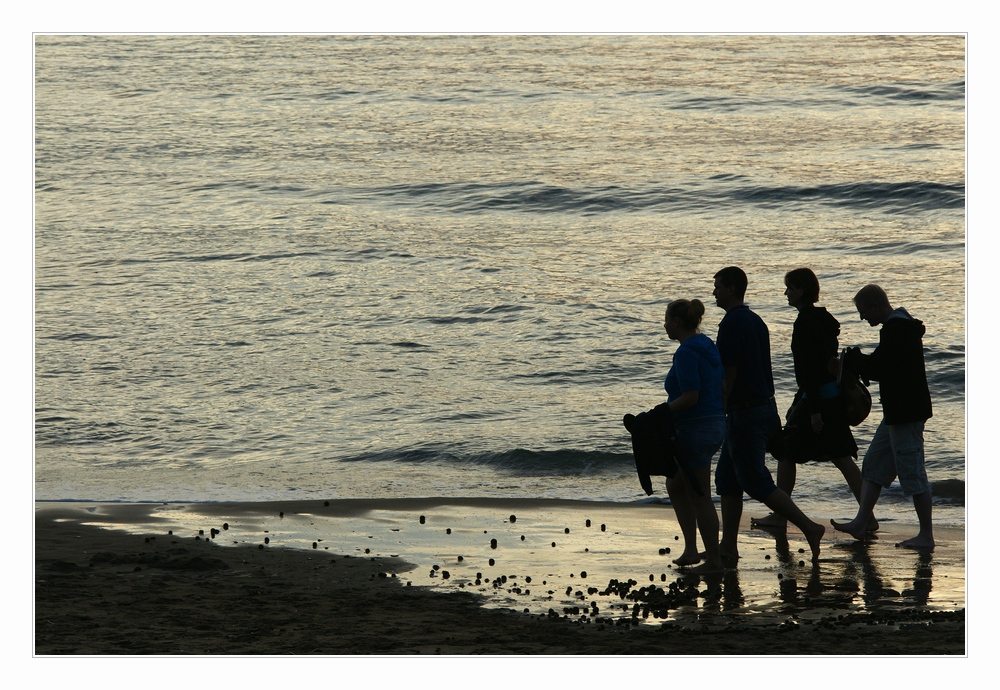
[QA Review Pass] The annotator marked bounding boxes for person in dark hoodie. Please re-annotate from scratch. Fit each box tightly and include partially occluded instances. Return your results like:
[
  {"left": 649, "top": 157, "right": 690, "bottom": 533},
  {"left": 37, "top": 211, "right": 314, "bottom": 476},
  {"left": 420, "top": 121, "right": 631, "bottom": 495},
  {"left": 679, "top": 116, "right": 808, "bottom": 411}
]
[
  {"left": 751, "top": 268, "right": 869, "bottom": 531},
  {"left": 831, "top": 284, "right": 934, "bottom": 549}
]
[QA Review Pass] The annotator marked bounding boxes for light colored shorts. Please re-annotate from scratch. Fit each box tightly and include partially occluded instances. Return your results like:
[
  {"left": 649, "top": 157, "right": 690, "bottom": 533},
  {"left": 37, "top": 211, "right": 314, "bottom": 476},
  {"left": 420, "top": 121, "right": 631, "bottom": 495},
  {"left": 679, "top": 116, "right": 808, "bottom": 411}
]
[{"left": 861, "top": 419, "right": 930, "bottom": 496}]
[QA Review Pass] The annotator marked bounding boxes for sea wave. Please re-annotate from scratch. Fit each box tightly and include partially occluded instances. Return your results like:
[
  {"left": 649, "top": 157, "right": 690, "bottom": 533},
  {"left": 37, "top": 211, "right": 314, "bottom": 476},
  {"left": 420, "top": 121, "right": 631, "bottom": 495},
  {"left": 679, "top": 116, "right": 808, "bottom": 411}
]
[
  {"left": 341, "top": 446, "right": 632, "bottom": 476},
  {"left": 360, "top": 179, "right": 963, "bottom": 215}
]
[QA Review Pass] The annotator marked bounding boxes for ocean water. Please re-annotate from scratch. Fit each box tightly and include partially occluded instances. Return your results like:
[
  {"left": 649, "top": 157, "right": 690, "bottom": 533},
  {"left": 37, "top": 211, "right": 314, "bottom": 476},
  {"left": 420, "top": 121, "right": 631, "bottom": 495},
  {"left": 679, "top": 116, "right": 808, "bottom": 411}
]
[{"left": 34, "top": 35, "right": 966, "bottom": 527}]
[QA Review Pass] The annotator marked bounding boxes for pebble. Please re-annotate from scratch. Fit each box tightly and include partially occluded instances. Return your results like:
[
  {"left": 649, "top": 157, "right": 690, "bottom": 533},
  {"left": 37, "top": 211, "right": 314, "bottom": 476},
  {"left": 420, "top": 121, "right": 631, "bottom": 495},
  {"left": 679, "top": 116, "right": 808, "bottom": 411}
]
[
  {"left": 279, "top": 511, "right": 284, "bottom": 518},
  {"left": 324, "top": 501, "right": 329, "bottom": 506},
  {"left": 419, "top": 516, "right": 425, "bottom": 524},
  {"left": 600, "top": 524, "right": 606, "bottom": 532},
  {"left": 312, "top": 542, "right": 318, "bottom": 549},
  {"left": 586, "top": 519, "right": 591, "bottom": 527},
  {"left": 520, "top": 535, "right": 525, "bottom": 541},
  {"left": 799, "top": 560, "right": 805, "bottom": 567},
  {"left": 222, "top": 523, "right": 229, "bottom": 530},
  {"left": 551, "top": 542, "right": 556, "bottom": 547},
  {"left": 490, "top": 538, "right": 498, "bottom": 549},
  {"left": 509, "top": 514, "right": 517, "bottom": 523},
  {"left": 457, "top": 555, "right": 464, "bottom": 562},
  {"left": 258, "top": 544, "right": 264, "bottom": 550},
  {"left": 446, "top": 528, "right": 452, "bottom": 534},
  {"left": 264, "top": 537, "right": 270, "bottom": 544},
  {"left": 488, "top": 558, "right": 495, "bottom": 566},
  {"left": 580, "top": 571, "right": 587, "bottom": 579},
  {"left": 564, "top": 528, "right": 570, "bottom": 534}
]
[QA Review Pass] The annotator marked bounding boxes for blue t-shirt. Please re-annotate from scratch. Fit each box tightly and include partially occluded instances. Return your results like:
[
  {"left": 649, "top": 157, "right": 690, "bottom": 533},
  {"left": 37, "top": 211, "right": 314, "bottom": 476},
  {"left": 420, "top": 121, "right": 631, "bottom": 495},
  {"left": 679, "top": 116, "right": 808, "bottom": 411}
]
[
  {"left": 715, "top": 304, "right": 776, "bottom": 405},
  {"left": 664, "top": 333, "right": 725, "bottom": 423}
]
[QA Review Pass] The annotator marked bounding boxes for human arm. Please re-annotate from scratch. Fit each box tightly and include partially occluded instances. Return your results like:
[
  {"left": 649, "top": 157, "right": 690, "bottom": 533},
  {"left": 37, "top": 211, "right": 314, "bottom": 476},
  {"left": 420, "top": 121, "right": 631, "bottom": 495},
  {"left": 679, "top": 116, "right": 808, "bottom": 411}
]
[
  {"left": 669, "top": 390, "right": 700, "bottom": 415},
  {"left": 722, "top": 365, "right": 737, "bottom": 413}
]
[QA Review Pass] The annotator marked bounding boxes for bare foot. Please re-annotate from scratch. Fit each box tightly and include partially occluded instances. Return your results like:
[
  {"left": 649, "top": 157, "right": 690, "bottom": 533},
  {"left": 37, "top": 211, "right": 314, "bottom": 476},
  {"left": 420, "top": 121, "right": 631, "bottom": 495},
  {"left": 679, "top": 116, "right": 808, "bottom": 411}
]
[
  {"left": 750, "top": 513, "right": 787, "bottom": 530},
  {"left": 896, "top": 535, "right": 935, "bottom": 550},
  {"left": 805, "top": 522, "right": 825, "bottom": 562},
  {"left": 689, "top": 560, "right": 725, "bottom": 575},
  {"left": 830, "top": 518, "right": 869, "bottom": 541},
  {"left": 720, "top": 549, "right": 740, "bottom": 566},
  {"left": 867, "top": 518, "right": 880, "bottom": 533},
  {"left": 672, "top": 552, "right": 702, "bottom": 566}
]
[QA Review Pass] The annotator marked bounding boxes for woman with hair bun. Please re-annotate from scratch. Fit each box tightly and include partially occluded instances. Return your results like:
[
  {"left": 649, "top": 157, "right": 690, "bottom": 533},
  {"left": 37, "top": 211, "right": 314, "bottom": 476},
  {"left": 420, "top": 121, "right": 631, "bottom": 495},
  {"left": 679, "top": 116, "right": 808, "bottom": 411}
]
[{"left": 662, "top": 298, "right": 727, "bottom": 572}]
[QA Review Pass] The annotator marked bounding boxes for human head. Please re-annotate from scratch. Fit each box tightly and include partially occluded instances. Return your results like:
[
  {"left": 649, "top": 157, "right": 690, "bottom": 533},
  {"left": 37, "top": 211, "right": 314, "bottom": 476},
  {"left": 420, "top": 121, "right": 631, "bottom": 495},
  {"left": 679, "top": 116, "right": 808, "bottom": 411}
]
[
  {"left": 784, "top": 268, "right": 820, "bottom": 305},
  {"left": 853, "top": 284, "right": 892, "bottom": 326},
  {"left": 713, "top": 266, "right": 747, "bottom": 311},
  {"left": 664, "top": 298, "right": 706, "bottom": 339}
]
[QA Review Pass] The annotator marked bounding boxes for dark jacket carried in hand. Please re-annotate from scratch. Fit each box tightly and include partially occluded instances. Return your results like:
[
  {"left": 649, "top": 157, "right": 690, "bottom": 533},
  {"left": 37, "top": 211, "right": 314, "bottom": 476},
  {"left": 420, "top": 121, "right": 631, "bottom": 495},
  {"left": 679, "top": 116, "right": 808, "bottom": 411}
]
[
  {"left": 623, "top": 404, "right": 702, "bottom": 496},
  {"left": 845, "top": 308, "right": 932, "bottom": 425}
]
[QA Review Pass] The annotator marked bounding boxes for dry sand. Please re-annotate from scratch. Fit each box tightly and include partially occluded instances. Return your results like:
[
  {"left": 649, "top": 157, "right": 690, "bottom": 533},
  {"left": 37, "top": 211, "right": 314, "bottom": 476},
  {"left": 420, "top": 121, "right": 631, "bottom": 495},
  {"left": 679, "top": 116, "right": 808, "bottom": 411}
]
[{"left": 35, "top": 499, "right": 965, "bottom": 656}]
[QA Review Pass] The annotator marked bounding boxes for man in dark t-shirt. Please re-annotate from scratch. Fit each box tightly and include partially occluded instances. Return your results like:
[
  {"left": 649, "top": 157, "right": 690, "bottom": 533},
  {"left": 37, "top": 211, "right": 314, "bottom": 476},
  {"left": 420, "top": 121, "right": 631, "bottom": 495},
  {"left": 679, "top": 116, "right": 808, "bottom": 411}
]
[{"left": 712, "top": 266, "right": 826, "bottom": 562}]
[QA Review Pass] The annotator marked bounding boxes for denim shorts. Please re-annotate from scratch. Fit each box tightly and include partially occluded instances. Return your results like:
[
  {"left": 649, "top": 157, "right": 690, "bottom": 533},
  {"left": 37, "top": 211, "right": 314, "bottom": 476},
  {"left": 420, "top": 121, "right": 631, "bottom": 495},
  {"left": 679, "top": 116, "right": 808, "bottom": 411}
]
[
  {"left": 861, "top": 419, "right": 930, "bottom": 496},
  {"left": 673, "top": 417, "right": 726, "bottom": 473},
  {"left": 715, "top": 400, "right": 781, "bottom": 502}
]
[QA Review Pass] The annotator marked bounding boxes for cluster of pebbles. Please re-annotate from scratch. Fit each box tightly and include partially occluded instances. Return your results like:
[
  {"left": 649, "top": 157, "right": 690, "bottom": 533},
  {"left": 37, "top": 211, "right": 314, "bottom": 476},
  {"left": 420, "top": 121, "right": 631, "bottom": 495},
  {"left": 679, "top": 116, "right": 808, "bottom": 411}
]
[{"left": 171, "top": 504, "right": 814, "bottom": 628}]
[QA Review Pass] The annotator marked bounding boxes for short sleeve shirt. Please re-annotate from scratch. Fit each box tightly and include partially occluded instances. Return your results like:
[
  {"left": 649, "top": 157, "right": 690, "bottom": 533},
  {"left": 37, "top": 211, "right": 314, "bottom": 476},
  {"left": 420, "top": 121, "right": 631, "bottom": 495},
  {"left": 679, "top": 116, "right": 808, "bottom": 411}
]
[
  {"left": 664, "top": 333, "right": 725, "bottom": 422},
  {"left": 715, "top": 305, "right": 775, "bottom": 405}
]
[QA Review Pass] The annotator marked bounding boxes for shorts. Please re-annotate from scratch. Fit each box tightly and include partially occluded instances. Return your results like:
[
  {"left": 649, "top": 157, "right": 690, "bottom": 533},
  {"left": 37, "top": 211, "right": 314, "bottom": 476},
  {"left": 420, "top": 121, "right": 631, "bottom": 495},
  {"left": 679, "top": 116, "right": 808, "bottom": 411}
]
[
  {"left": 673, "top": 417, "right": 726, "bottom": 473},
  {"left": 714, "top": 400, "right": 781, "bottom": 502},
  {"left": 861, "top": 419, "right": 930, "bottom": 496}
]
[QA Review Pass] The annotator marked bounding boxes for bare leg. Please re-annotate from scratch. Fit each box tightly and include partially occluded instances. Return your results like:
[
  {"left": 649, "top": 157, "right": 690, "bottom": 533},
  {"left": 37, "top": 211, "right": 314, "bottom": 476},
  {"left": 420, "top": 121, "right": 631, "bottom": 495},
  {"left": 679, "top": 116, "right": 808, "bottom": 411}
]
[
  {"left": 719, "top": 494, "right": 743, "bottom": 562},
  {"left": 831, "top": 479, "right": 882, "bottom": 540},
  {"left": 897, "top": 490, "right": 935, "bottom": 550},
  {"left": 688, "top": 466, "right": 723, "bottom": 573},
  {"left": 831, "top": 455, "right": 879, "bottom": 531},
  {"left": 666, "top": 474, "right": 701, "bottom": 566},
  {"left": 752, "top": 462, "right": 794, "bottom": 529},
  {"left": 761, "top": 488, "right": 825, "bottom": 561}
]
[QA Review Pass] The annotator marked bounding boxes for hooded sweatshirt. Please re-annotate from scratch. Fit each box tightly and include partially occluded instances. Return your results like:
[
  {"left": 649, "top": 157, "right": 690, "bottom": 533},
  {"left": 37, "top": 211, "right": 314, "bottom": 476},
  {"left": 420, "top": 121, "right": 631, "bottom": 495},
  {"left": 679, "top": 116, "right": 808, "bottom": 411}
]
[{"left": 853, "top": 308, "right": 933, "bottom": 425}]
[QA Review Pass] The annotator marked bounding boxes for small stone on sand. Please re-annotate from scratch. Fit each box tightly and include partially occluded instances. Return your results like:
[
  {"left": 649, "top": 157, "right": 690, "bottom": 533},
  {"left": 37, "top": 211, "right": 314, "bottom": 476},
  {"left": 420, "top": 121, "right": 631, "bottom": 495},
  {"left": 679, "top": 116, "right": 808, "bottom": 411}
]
[
  {"left": 419, "top": 516, "right": 425, "bottom": 524},
  {"left": 586, "top": 519, "right": 591, "bottom": 527},
  {"left": 488, "top": 559, "right": 495, "bottom": 566},
  {"left": 490, "top": 538, "right": 498, "bottom": 549},
  {"left": 222, "top": 523, "right": 229, "bottom": 530},
  {"left": 601, "top": 524, "right": 606, "bottom": 531},
  {"left": 509, "top": 515, "right": 516, "bottom": 523}
]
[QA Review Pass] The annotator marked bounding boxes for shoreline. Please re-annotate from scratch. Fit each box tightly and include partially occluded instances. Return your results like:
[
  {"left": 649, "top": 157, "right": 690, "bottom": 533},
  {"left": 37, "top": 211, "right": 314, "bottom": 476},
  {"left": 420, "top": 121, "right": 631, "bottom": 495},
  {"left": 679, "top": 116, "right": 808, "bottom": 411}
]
[{"left": 35, "top": 499, "right": 965, "bottom": 655}]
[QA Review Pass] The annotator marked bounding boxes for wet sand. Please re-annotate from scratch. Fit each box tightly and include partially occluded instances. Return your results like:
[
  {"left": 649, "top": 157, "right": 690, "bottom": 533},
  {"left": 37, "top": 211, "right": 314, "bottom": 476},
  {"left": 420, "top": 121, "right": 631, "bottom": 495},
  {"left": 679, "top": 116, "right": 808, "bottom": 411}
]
[{"left": 35, "top": 499, "right": 965, "bottom": 655}]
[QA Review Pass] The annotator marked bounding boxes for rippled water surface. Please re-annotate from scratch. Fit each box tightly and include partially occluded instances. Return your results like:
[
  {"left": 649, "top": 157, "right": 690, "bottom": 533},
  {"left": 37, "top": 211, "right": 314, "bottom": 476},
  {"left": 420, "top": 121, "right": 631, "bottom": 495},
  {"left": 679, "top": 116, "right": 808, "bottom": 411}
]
[{"left": 35, "top": 35, "right": 965, "bottom": 526}]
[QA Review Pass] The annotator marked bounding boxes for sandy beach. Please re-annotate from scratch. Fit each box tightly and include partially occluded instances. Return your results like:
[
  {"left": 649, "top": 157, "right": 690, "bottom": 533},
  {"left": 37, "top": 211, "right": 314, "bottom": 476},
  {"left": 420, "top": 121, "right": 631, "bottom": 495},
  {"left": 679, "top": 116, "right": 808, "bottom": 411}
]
[{"left": 35, "top": 498, "right": 964, "bottom": 656}]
